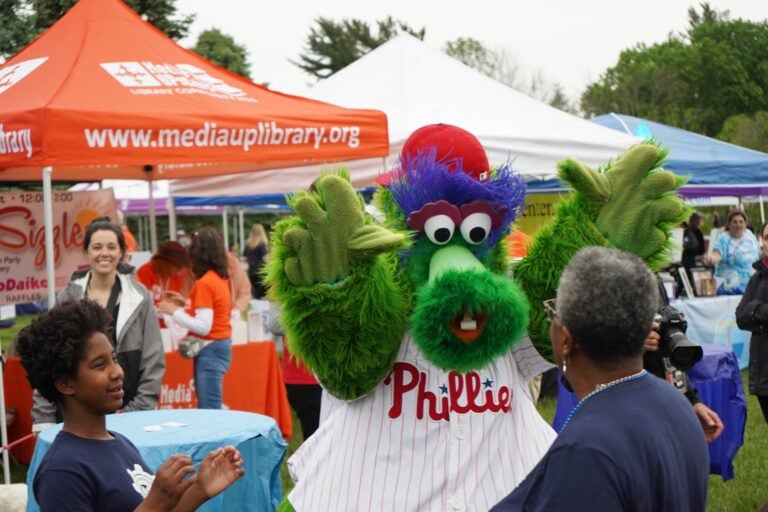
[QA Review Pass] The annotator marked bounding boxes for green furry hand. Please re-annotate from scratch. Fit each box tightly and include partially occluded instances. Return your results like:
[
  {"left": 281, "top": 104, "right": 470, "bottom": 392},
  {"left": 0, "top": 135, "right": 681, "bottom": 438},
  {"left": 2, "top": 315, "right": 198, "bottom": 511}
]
[
  {"left": 282, "top": 175, "right": 405, "bottom": 287},
  {"left": 558, "top": 144, "right": 687, "bottom": 261}
]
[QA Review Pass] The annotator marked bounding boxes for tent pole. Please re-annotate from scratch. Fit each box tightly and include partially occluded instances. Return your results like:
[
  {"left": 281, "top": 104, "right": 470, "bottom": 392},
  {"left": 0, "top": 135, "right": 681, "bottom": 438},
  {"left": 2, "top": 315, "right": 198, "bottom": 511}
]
[
  {"left": 238, "top": 209, "right": 245, "bottom": 257},
  {"left": 137, "top": 215, "right": 144, "bottom": 250},
  {"left": 0, "top": 345, "right": 9, "bottom": 484},
  {"left": 168, "top": 195, "right": 177, "bottom": 241},
  {"left": 610, "top": 113, "right": 633, "bottom": 135},
  {"left": 760, "top": 195, "right": 765, "bottom": 226},
  {"left": 147, "top": 180, "right": 158, "bottom": 253},
  {"left": 43, "top": 167, "right": 56, "bottom": 307},
  {"left": 232, "top": 210, "right": 237, "bottom": 252},
  {"left": 222, "top": 208, "right": 229, "bottom": 249}
]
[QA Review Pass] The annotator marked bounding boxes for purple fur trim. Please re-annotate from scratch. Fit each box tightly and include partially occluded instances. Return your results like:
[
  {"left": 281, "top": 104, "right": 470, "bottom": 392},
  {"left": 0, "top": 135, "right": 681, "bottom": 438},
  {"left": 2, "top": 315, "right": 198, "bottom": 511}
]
[{"left": 388, "top": 150, "right": 526, "bottom": 248}]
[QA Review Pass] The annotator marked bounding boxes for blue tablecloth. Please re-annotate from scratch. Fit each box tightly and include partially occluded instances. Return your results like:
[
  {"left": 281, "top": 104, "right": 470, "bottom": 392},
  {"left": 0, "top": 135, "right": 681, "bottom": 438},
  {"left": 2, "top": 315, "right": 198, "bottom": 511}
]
[
  {"left": 552, "top": 343, "right": 746, "bottom": 480},
  {"left": 686, "top": 343, "right": 747, "bottom": 479},
  {"left": 671, "top": 295, "right": 750, "bottom": 369},
  {"left": 26, "top": 409, "right": 287, "bottom": 511}
]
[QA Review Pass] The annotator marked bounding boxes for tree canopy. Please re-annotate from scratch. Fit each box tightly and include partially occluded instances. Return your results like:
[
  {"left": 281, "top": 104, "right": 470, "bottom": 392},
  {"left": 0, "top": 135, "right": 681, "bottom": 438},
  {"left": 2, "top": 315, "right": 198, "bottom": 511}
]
[
  {"left": 718, "top": 112, "right": 768, "bottom": 152},
  {"left": 443, "top": 37, "right": 576, "bottom": 113},
  {"left": 293, "top": 16, "right": 425, "bottom": 79},
  {"left": 581, "top": 4, "right": 768, "bottom": 140},
  {"left": 192, "top": 28, "right": 251, "bottom": 78},
  {"left": 0, "top": 0, "right": 195, "bottom": 60},
  {"left": 443, "top": 37, "right": 522, "bottom": 88},
  {"left": 444, "top": 37, "right": 499, "bottom": 79}
]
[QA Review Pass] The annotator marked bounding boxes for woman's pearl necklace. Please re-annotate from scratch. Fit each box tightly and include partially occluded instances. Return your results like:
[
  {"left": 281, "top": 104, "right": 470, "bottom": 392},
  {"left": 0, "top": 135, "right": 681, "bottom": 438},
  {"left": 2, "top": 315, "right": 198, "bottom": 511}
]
[{"left": 558, "top": 369, "right": 649, "bottom": 434}]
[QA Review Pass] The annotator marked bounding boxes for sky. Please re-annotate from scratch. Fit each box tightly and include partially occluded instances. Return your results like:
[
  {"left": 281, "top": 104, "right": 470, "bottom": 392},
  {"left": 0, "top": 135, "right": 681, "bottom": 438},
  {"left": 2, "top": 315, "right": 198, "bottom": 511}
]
[{"left": 174, "top": 0, "right": 768, "bottom": 103}]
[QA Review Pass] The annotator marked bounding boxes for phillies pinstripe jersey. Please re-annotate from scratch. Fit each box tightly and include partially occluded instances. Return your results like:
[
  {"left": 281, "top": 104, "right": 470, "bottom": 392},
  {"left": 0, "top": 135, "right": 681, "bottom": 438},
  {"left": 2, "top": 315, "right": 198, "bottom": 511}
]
[{"left": 286, "top": 334, "right": 556, "bottom": 512}]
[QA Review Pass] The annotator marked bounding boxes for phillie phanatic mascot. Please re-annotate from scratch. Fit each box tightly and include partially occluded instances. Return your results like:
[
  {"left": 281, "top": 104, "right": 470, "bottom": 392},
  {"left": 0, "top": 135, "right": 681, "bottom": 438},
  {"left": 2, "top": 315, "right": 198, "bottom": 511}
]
[{"left": 268, "top": 124, "right": 687, "bottom": 512}]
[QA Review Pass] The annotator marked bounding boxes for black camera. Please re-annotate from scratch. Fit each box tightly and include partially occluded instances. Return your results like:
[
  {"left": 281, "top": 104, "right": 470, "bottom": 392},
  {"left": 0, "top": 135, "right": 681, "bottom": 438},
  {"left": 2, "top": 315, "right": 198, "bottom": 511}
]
[{"left": 654, "top": 305, "right": 703, "bottom": 371}]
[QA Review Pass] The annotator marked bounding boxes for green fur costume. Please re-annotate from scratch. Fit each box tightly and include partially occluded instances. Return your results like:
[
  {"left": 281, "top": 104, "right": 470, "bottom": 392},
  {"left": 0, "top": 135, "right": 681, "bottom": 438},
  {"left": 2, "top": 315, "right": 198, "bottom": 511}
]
[
  {"left": 514, "top": 143, "right": 688, "bottom": 360},
  {"left": 268, "top": 127, "right": 687, "bottom": 511},
  {"left": 267, "top": 171, "right": 409, "bottom": 399}
]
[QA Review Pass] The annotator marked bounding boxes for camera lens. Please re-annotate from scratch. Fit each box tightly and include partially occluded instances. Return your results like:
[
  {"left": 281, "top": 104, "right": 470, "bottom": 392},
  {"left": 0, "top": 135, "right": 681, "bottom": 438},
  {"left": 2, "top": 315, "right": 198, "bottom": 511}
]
[{"left": 668, "top": 333, "right": 704, "bottom": 371}]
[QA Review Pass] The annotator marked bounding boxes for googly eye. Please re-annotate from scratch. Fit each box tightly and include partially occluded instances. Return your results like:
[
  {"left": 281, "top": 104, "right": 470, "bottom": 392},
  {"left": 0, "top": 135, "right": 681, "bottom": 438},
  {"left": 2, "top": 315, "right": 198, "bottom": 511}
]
[
  {"left": 424, "top": 214, "right": 456, "bottom": 245},
  {"left": 460, "top": 212, "right": 492, "bottom": 244}
]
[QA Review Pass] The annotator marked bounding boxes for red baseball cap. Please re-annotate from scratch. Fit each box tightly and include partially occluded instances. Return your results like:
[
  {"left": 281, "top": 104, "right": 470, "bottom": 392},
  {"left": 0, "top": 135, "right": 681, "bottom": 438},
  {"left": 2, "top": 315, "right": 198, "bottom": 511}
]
[{"left": 376, "top": 124, "right": 489, "bottom": 185}]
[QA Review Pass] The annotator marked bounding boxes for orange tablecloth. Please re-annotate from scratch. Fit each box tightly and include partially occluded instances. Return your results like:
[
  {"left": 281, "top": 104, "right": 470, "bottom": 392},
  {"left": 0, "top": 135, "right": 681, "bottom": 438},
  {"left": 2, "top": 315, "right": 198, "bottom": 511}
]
[{"left": 3, "top": 341, "right": 292, "bottom": 464}]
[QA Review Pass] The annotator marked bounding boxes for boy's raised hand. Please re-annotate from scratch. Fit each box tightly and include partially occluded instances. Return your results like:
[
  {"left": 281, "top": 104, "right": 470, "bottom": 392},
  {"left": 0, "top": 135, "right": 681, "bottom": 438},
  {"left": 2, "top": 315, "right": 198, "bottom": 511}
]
[
  {"left": 137, "top": 454, "right": 197, "bottom": 511},
  {"left": 141, "top": 447, "right": 244, "bottom": 512},
  {"left": 194, "top": 446, "right": 245, "bottom": 498}
]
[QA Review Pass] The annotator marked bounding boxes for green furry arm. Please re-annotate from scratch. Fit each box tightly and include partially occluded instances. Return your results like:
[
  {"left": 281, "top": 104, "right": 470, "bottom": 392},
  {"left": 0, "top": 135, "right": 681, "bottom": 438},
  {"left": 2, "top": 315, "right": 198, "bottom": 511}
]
[
  {"left": 516, "top": 144, "right": 689, "bottom": 361},
  {"left": 513, "top": 196, "right": 611, "bottom": 361},
  {"left": 559, "top": 143, "right": 689, "bottom": 270},
  {"left": 270, "top": 255, "right": 407, "bottom": 400},
  {"left": 266, "top": 172, "right": 409, "bottom": 400}
]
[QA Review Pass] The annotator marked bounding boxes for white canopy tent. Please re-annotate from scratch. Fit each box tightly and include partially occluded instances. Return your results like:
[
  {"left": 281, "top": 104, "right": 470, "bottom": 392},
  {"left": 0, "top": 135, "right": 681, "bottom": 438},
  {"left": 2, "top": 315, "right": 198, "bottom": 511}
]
[{"left": 171, "top": 33, "right": 641, "bottom": 200}]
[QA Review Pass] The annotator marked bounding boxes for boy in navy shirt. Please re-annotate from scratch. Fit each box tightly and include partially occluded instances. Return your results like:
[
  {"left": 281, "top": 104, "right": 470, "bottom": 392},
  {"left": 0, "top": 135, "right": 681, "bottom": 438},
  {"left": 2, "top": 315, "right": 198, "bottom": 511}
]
[{"left": 16, "top": 299, "right": 244, "bottom": 512}]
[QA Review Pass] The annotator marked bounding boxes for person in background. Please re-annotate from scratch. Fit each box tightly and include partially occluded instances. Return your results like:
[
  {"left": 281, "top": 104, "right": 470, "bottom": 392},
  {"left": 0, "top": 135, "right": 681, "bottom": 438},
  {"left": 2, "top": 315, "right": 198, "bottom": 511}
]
[
  {"left": 703, "top": 209, "right": 759, "bottom": 294},
  {"left": 177, "top": 230, "right": 192, "bottom": 249},
  {"left": 506, "top": 228, "right": 532, "bottom": 260},
  {"left": 121, "top": 223, "right": 139, "bottom": 254},
  {"left": 136, "top": 241, "right": 195, "bottom": 311},
  {"left": 227, "top": 250, "right": 251, "bottom": 317},
  {"left": 158, "top": 227, "right": 232, "bottom": 409},
  {"left": 492, "top": 247, "right": 709, "bottom": 511},
  {"left": 71, "top": 216, "right": 135, "bottom": 277},
  {"left": 644, "top": 324, "right": 724, "bottom": 442},
  {"left": 712, "top": 210, "right": 723, "bottom": 229},
  {"left": 114, "top": 210, "right": 138, "bottom": 254},
  {"left": 682, "top": 212, "right": 706, "bottom": 272},
  {"left": 268, "top": 302, "right": 322, "bottom": 439},
  {"left": 31, "top": 220, "right": 165, "bottom": 433},
  {"left": 243, "top": 224, "right": 269, "bottom": 299},
  {"left": 736, "top": 221, "right": 768, "bottom": 426},
  {"left": 16, "top": 300, "right": 244, "bottom": 512}
]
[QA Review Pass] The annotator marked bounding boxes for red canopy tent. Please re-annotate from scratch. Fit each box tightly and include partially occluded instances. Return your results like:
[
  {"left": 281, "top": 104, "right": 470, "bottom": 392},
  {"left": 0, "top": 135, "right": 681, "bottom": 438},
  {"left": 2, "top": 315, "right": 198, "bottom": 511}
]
[
  {"left": 0, "top": 0, "right": 388, "bottom": 179},
  {"left": 0, "top": 0, "right": 388, "bottom": 294},
  {"left": 0, "top": 0, "right": 387, "bottom": 483}
]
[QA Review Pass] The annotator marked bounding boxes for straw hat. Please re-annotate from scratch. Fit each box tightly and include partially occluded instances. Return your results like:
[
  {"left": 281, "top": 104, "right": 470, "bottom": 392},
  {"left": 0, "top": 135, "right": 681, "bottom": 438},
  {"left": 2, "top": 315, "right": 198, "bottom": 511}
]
[{"left": 152, "top": 241, "right": 190, "bottom": 267}]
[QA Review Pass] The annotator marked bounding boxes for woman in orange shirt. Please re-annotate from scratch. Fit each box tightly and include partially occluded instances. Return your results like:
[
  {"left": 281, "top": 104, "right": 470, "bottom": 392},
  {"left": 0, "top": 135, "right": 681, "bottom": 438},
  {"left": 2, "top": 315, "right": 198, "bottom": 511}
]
[
  {"left": 158, "top": 228, "right": 232, "bottom": 409},
  {"left": 136, "top": 241, "right": 195, "bottom": 311}
]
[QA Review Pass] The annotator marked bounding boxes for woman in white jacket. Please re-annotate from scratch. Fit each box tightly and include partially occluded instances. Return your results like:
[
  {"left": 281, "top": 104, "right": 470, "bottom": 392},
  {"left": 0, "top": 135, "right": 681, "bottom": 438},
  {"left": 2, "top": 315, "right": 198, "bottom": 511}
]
[{"left": 31, "top": 221, "right": 165, "bottom": 432}]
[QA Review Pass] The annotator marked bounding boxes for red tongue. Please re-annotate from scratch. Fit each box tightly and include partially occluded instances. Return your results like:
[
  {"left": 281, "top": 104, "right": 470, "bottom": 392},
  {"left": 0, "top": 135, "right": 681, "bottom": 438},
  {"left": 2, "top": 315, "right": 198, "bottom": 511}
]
[{"left": 449, "top": 314, "right": 487, "bottom": 344}]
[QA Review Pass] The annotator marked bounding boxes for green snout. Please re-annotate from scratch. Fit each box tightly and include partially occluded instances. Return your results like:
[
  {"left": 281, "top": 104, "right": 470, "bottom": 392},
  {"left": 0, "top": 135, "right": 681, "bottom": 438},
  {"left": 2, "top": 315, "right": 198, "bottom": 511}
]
[{"left": 429, "top": 245, "right": 484, "bottom": 283}]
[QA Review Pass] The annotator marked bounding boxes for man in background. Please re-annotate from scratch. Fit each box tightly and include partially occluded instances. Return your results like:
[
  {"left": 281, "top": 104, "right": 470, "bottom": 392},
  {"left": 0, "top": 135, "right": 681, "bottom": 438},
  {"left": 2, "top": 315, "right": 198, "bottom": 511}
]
[{"left": 682, "top": 212, "right": 706, "bottom": 274}]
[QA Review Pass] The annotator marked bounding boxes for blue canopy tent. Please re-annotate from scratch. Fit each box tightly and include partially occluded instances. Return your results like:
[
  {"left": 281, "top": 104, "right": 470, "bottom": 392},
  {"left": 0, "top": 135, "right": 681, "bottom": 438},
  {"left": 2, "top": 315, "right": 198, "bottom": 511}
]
[
  {"left": 173, "top": 187, "right": 377, "bottom": 211},
  {"left": 591, "top": 113, "right": 768, "bottom": 195},
  {"left": 528, "top": 113, "right": 768, "bottom": 197}
]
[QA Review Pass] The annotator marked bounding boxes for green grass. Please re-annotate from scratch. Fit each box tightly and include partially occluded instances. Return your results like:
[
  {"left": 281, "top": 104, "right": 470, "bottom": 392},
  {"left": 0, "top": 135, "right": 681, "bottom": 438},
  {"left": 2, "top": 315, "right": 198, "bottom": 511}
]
[
  {"left": 7, "top": 354, "right": 768, "bottom": 510},
  {"left": 0, "top": 313, "right": 35, "bottom": 355},
  {"left": 280, "top": 409, "right": 303, "bottom": 494},
  {"left": 706, "top": 385, "right": 768, "bottom": 511}
]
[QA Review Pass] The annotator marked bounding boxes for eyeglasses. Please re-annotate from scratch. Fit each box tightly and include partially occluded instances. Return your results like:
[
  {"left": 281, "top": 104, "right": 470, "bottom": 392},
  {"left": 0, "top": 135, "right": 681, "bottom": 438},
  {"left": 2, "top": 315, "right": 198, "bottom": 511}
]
[{"left": 542, "top": 298, "right": 558, "bottom": 322}]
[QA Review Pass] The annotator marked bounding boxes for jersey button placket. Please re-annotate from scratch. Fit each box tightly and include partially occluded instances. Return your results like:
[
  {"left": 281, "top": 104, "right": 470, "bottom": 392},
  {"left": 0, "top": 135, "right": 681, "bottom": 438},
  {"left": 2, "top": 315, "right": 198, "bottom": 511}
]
[{"left": 447, "top": 495, "right": 465, "bottom": 510}]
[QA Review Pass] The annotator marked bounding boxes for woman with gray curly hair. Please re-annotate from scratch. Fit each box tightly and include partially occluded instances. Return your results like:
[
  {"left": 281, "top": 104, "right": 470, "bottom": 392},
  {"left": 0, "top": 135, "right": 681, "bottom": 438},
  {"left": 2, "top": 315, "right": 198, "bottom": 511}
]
[{"left": 493, "top": 247, "right": 709, "bottom": 512}]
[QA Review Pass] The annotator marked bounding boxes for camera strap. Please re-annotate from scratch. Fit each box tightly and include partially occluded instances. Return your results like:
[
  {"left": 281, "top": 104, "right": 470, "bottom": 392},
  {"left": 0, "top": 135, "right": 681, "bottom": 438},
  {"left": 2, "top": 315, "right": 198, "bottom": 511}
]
[{"left": 662, "top": 357, "right": 688, "bottom": 394}]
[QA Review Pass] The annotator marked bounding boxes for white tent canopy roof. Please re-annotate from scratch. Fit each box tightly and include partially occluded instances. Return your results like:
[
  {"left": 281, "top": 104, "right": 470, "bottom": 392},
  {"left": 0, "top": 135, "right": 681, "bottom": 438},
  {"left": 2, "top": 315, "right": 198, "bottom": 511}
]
[{"left": 172, "top": 33, "right": 640, "bottom": 198}]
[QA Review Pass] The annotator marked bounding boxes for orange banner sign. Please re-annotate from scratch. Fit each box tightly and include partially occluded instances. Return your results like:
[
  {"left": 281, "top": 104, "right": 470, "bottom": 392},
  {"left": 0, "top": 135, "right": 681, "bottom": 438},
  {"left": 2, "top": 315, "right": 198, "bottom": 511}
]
[{"left": 0, "top": 188, "right": 117, "bottom": 304}]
